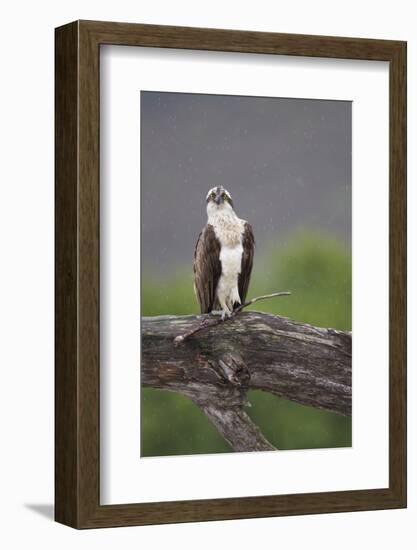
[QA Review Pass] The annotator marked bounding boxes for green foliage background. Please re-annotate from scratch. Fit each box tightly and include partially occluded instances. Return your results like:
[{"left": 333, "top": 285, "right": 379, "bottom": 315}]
[{"left": 141, "top": 231, "right": 352, "bottom": 456}]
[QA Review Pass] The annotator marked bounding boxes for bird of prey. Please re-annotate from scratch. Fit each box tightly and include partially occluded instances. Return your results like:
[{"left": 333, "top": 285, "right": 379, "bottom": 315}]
[{"left": 193, "top": 186, "right": 255, "bottom": 319}]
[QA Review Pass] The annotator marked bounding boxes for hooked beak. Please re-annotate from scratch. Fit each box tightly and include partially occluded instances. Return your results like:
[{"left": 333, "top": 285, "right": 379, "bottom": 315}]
[{"left": 215, "top": 194, "right": 224, "bottom": 205}]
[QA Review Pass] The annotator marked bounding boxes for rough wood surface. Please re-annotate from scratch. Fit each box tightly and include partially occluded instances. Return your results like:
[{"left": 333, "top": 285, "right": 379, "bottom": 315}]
[{"left": 141, "top": 311, "right": 352, "bottom": 451}]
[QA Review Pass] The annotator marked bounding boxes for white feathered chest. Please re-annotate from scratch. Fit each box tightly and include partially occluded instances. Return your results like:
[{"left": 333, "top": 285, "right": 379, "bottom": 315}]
[{"left": 209, "top": 211, "right": 245, "bottom": 311}]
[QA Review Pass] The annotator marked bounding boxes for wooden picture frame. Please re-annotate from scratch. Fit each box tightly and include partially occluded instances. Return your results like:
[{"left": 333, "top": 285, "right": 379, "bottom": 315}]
[{"left": 55, "top": 20, "right": 407, "bottom": 529}]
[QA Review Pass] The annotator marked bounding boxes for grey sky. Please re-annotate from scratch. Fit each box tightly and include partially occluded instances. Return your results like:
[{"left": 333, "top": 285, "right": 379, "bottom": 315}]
[{"left": 141, "top": 91, "right": 351, "bottom": 272}]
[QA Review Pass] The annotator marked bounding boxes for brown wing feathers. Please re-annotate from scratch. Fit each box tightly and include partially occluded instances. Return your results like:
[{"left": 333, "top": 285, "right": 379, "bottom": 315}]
[
  {"left": 238, "top": 222, "right": 255, "bottom": 306},
  {"left": 193, "top": 225, "right": 221, "bottom": 313}
]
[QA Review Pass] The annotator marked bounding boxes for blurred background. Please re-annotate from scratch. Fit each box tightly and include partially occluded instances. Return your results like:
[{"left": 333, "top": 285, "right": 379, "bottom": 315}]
[{"left": 140, "top": 91, "right": 352, "bottom": 457}]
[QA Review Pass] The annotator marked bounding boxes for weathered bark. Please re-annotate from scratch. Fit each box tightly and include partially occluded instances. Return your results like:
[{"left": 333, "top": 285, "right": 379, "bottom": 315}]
[
  {"left": 141, "top": 311, "right": 351, "bottom": 452},
  {"left": 200, "top": 405, "right": 275, "bottom": 452}
]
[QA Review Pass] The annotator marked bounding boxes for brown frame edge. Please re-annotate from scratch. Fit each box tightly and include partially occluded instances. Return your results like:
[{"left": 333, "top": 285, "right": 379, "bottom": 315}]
[{"left": 55, "top": 20, "right": 407, "bottom": 529}]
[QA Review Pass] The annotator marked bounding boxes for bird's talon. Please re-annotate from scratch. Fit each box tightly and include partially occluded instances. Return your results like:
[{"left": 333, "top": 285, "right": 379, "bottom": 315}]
[{"left": 210, "top": 310, "right": 223, "bottom": 317}]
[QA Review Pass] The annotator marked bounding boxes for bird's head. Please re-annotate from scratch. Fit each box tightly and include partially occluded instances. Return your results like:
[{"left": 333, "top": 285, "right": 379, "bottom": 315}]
[{"left": 206, "top": 186, "right": 234, "bottom": 215}]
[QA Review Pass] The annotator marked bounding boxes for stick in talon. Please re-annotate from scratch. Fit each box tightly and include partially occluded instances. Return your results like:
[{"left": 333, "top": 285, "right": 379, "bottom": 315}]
[{"left": 173, "top": 291, "right": 291, "bottom": 344}]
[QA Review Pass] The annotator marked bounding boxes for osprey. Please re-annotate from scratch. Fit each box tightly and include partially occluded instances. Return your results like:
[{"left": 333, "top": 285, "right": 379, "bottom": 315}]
[{"left": 193, "top": 186, "right": 255, "bottom": 318}]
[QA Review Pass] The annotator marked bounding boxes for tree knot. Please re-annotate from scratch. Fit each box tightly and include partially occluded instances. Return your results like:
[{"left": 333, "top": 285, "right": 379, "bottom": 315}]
[{"left": 215, "top": 352, "right": 250, "bottom": 388}]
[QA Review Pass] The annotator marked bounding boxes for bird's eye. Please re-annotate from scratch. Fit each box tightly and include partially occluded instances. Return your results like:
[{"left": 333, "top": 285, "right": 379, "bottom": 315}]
[{"left": 211, "top": 192, "right": 216, "bottom": 199}]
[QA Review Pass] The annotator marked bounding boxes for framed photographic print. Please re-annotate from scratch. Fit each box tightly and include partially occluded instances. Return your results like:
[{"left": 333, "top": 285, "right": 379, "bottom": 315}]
[{"left": 55, "top": 20, "right": 407, "bottom": 528}]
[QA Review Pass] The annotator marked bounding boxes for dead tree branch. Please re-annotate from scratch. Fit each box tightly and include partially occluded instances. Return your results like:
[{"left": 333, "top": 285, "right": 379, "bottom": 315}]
[{"left": 141, "top": 311, "right": 351, "bottom": 452}]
